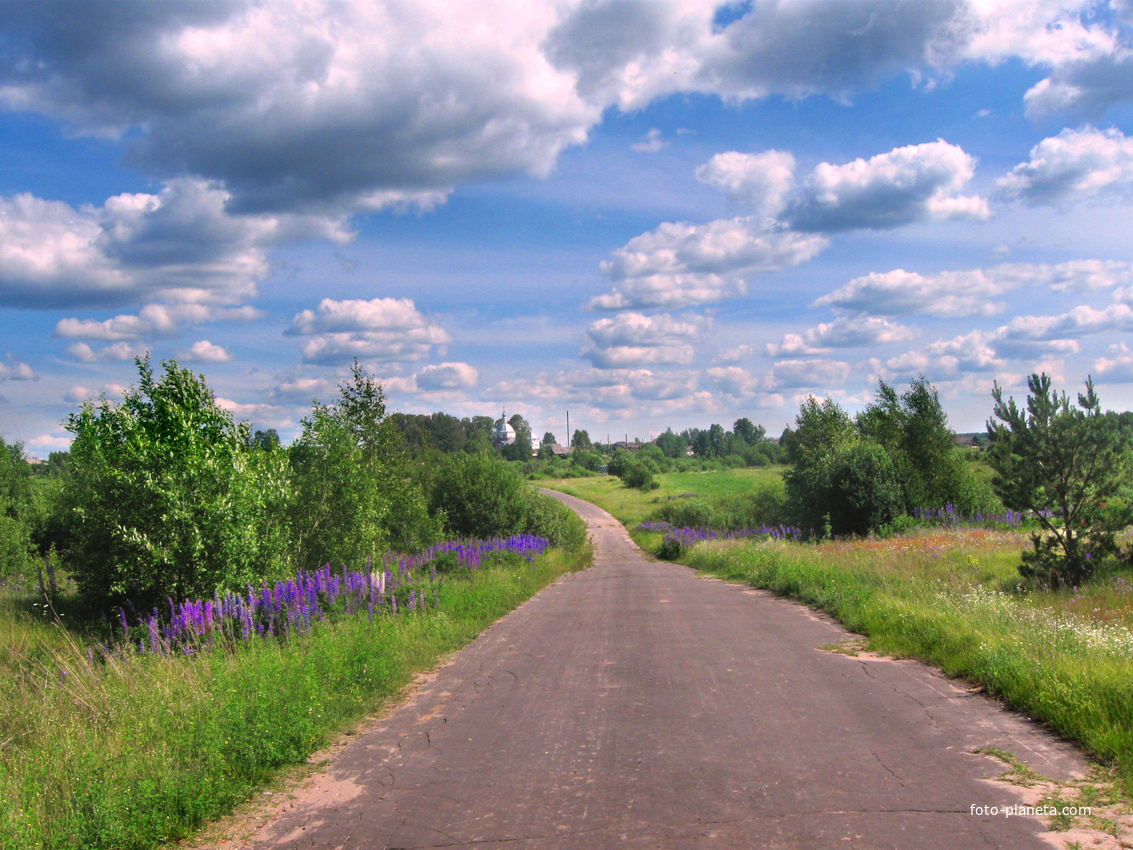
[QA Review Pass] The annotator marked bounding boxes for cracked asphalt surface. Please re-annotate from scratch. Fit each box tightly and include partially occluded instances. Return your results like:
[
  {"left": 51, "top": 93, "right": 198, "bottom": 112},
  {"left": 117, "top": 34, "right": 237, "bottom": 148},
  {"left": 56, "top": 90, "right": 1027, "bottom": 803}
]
[{"left": 242, "top": 490, "right": 1089, "bottom": 849}]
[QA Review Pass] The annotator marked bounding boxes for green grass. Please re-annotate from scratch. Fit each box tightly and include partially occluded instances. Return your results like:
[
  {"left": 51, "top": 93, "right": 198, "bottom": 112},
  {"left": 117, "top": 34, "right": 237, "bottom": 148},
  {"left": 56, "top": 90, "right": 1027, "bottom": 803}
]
[
  {"left": 683, "top": 530, "right": 1133, "bottom": 797},
  {"left": 0, "top": 548, "right": 588, "bottom": 850},
  {"left": 541, "top": 466, "right": 785, "bottom": 549}
]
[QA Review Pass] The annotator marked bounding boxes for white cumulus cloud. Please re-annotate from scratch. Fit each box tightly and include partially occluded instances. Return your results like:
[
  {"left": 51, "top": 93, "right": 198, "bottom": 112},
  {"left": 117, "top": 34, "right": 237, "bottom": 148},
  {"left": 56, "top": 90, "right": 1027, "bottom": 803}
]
[
  {"left": 582, "top": 312, "right": 704, "bottom": 368},
  {"left": 788, "top": 140, "right": 989, "bottom": 232},
  {"left": 995, "top": 126, "right": 1133, "bottom": 206},
  {"left": 767, "top": 316, "right": 917, "bottom": 355},
  {"left": 179, "top": 340, "right": 233, "bottom": 362},
  {"left": 815, "top": 260, "right": 1133, "bottom": 318},
  {"left": 0, "top": 360, "right": 37, "bottom": 381},
  {"left": 287, "top": 297, "right": 451, "bottom": 365},
  {"left": 591, "top": 216, "right": 827, "bottom": 310},
  {"left": 67, "top": 341, "right": 149, "bottom": 363},
  {"left": 415, "top": 362, "right": 480, "bottom": 391},
  {"left": 694, "top": 150, "right": 796, "bottom": 220},
  {"left": 0, "top": 179, "right": 344, "bottom": 310}
]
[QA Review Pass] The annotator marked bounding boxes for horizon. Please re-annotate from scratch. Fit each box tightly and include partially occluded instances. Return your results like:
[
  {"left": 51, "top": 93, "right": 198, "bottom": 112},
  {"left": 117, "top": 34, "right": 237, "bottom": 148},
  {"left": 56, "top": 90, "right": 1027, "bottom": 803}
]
[{"left": 1, "top": 1, "right": 1131, "bottom": 450}]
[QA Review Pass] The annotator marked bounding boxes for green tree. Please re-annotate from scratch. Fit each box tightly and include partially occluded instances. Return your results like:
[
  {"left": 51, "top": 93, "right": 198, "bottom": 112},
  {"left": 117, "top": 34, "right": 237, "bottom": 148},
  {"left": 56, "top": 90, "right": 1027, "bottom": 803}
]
[
  {"left": 290, "top": 362, "right": 436, "bottom": 571},
  {"left": 857, "top": 378, "right": 993, "bottom": 514},
  {"left": 63, "top": 358, "right": 293, "bottom": 609},
  {"left": 635, "top": 443, "right": 666, "bottom": 472},
  {"left": 620, "top": 462, "right": 659, "bottom": 491},
  {"left": 606, "top": 448, "right": 634, "bottom": 478},
  {"left": 500, "top": 428, "right": 533, "bottom": 462},
  {"left": 252, "top": 428, "right": 281, "bottom": 451},
  {"left": 826, "top": 442, "right": 904, "bottom": 536},
  {"left": 570, "top": 448, "right": 603, "bottom": 472},
  {"left": 571, "top": 429, "right": 592, "bottom": 450},
  {"left": 542, "top": 431, "right": 557, "bottom": 446},
  {"left": 782, "top": 397, "right": 857, "bottom": 535},
  {"left": 732, "top": 417, "right": 765, "bottom": 446},
  {"left": 508, "top": 413, "right": 532, "bottom": 446},
  {"left": 0, "top": 436, "right": 35, "bottom": 577},
  {"left": 462, "top": 416, "right": 495, "bottom": 454},
  {"left": 655, "top": 429, "right": 686, "bottom": 459},
  {"left": 427, "top": 412, "right": 466, "bottom": 453},
  {"left": 987, "top": 374, "right": 1133, "bottom": 587}
]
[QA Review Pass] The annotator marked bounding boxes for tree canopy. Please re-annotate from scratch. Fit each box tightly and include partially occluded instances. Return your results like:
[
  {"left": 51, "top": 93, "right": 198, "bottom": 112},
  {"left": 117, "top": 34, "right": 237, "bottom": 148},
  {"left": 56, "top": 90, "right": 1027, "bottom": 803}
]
[{"left": 988, "top": 373, "right": 1133, "bottom": 587}]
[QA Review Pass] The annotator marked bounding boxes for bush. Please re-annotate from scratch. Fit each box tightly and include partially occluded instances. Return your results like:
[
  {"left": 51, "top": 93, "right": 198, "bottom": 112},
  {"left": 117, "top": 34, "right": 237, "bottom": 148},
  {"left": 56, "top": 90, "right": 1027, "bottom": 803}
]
[
  {"left": 606, "top": 448, "right": 633, "bottom": 478},
  {"left": 647, "top": 499, "right": 717, "bottom": 529},
  {"left": 570, "top": 449, "right": 603, "bottom": 472},
  {"left": 621, "top": 462, "right": 659, "bottom": 491},
  {"left": 826, "top": 443, "right": 905, "bottom": 537},
  {"left": 524, "top": 493, "right": 586, "bottom": 551},
  {"left": 646, "top": 485, "right": 789, "bottom": 532},
  {"left": 716, "top": 485, "right": 789, "bottom": 529},
  {"left": 63, "top": 358, "right": 293, "bottom": 610},
  {"left": 430, "top": 453, "right": 532, "bottom": 539}
]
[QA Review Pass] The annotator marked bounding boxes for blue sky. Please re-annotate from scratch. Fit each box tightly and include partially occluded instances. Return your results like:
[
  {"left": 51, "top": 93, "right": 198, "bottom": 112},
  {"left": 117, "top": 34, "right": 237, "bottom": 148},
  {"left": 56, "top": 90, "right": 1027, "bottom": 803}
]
[{"left": 1, "top": 0, "right": 1132, "bottom": 453}]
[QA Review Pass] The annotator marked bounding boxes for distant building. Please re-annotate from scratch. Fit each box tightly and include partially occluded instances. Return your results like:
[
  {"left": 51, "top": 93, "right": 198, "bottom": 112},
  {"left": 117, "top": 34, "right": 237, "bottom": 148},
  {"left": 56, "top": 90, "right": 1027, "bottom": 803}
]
[
  {"left": 541, "top": 442, "right": 572, "bottom": 459},
  {"left": 493, "top": 411, "right": 517, "bottom": 447},
  {"left": 954, "top": 434, "right": 983, "bottom": 450},
  {"left": 611, "top": 440, "right": 644, "bottom": 453}
]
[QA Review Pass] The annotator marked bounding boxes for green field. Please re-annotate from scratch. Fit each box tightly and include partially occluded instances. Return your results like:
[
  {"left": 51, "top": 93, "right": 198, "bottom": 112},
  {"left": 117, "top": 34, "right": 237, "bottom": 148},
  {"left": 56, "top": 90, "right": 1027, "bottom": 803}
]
[{"left": 541, "top": 465, "right": 784, "bottom": 550}]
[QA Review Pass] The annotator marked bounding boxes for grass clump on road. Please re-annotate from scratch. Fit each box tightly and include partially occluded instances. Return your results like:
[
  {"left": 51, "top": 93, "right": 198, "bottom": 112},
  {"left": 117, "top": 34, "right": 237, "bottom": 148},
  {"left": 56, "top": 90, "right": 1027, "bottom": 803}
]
[
  {"left": 685, "top": 531, "right": 1133, "bottom": 796},
  {"left": 0, "top": 546, "right": 588, "bottom": 850}
]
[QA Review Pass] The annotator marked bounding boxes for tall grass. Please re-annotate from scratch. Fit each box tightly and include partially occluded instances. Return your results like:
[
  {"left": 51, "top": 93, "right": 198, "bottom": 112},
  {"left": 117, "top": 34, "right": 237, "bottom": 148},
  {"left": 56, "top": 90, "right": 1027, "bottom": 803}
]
[
  {"left": 685, "top": 531, "right": 1133, "bottom": 795},
  {"left": 0, "top": 547, "right": 587, "bottom": 850}
]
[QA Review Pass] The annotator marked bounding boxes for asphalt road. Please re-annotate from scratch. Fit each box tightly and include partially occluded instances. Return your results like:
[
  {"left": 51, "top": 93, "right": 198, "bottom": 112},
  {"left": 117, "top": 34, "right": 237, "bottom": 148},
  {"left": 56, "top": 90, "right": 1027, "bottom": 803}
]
[{"left": 243, "top": 490, "right": 1088, "bottom": 849}]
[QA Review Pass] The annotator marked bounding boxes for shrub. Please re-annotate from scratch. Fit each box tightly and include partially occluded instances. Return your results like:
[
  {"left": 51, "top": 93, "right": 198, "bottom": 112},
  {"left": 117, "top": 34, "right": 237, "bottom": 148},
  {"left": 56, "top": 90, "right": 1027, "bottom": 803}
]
[
  {"left": 826, "top": 443, "right": 905, "bottom": 537},
  {"left": 63, "top": 358, "right": 292, "bottom": 610},
  {"left": 570, "top": 449, "right": 603, "bottom": 472},
  {"left": 606, "top": 448, "right": 634, "bottom": 478},
  {"left": 430, "top": 452, "right": 532, "bottom": 539},
  {"left": 647, "top": 485, "right": 789, "bottom": 533},
  {"left": 524, "top": 493, "right": 586, "bottom": 551},
  {"left": 621, "top": 462, "right": 659, "bottom": 491},
  {"left": 716, "top": 485, "right": 789, "bottom": 529},
  {"left": 647, "top": 500, "right": 717, "bottom": 529}
]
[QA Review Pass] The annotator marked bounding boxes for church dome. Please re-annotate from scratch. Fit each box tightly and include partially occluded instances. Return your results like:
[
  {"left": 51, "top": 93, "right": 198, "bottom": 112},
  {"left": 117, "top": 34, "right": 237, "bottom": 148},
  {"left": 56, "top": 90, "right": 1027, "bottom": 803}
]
[{"left": 494, "top": 414, "right": 516, "bottom": 445}]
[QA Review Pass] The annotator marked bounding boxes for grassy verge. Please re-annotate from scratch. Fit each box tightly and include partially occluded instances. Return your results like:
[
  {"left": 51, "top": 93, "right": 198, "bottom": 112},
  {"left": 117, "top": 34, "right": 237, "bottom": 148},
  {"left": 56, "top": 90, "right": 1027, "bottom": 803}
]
[
  {"left": 0, "top": 547, "right": 588, "bottom": 850},
  {"left": 684, "top": 532, "right": 1133, "bottom": 796}
]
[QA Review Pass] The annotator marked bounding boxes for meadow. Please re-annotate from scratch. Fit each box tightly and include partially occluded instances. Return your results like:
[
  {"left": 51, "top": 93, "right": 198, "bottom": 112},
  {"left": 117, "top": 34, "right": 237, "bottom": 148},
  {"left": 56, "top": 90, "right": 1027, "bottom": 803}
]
[
  {"left": 543, "top": 465, "right": 785, "bottom": 547},
  {"left": 544, "top": 468, "right": 1133, "bottom": 804},
  {"left": 0, "top": 543, "right": 588, "bottom": 850}
]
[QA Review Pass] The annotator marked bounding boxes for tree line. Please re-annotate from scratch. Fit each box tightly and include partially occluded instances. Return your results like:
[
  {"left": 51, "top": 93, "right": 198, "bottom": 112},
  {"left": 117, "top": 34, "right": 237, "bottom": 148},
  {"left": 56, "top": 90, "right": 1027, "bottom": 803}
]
[
  {"left": 781, "top": 375, "right": 1133, "bottom": 588},
  {"left": 0, "top": 358, "right": 583, "bottom": 613}
]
